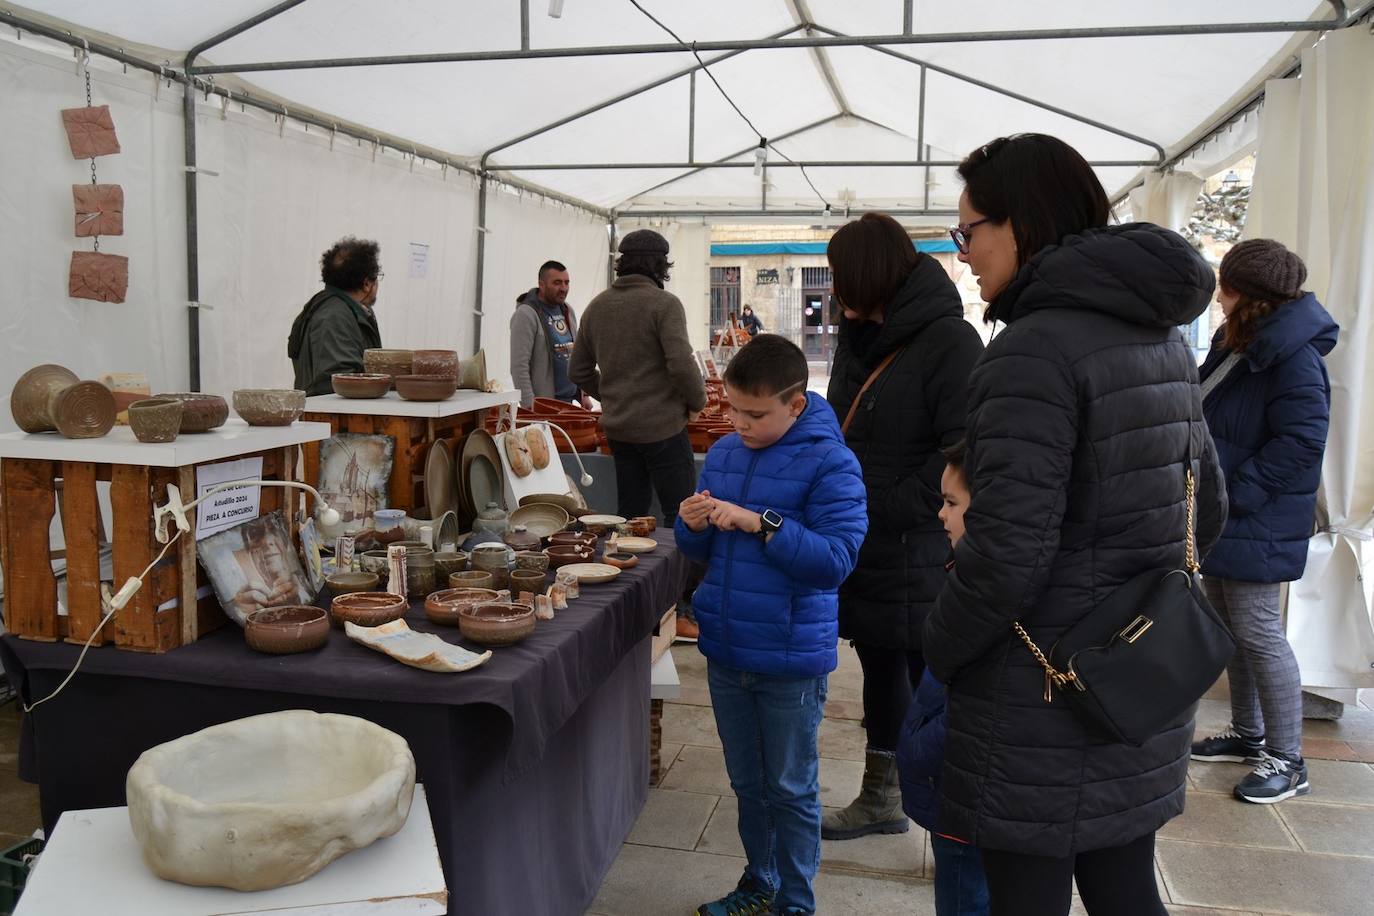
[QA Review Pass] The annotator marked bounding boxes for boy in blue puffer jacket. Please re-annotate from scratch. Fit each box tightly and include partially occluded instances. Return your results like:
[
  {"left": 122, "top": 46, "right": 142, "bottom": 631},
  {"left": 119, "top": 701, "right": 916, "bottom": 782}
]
[
  {"left": 897, "top": 440, "right": 988, "bottom": 916},
  {"left": 676, "top": 335, "right": 867, "bottom": 916}
]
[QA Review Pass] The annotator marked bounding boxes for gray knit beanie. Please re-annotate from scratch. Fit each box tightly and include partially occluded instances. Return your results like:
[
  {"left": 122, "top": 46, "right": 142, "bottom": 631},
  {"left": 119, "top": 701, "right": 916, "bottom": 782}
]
[{"left": 1219, "top": 239, "right": 1307, "bottom": 303}]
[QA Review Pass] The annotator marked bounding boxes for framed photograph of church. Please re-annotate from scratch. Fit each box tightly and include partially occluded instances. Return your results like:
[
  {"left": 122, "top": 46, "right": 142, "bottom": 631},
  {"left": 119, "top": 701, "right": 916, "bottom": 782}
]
[{"left": 317, "top": 433, "right": 394, "bottom": 526}]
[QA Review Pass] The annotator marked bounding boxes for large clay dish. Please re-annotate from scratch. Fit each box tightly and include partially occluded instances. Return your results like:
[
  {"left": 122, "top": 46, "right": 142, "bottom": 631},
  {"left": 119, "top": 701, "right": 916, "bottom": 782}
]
[
  {"left": 329, "top": 591, "right": 408, "bottom": 628},
  {"left": 154, "top": 392, "right": 229, "bottom": 432},
  {"left": 395, "top": 374, "right": 457, "bottom": 402},
  {"left": 233, "top": 388, "right": 305, "bottom": 426},
  {"left": 458, "top": 602, "right": 535, "bottom": 646},
  {"left": 331, "top": 373, "right": 392, "bottom": 399},
  {"left": 244, "top": 605, "right": 329, "bottom": 654},
  {"left": 126, "top": 710, "right": 414, "bottom": 891},
  {"left": 10, "top": 363, "right": 79, "bottom": 433},
  {"left": 509, "top": 502, "right": 571, "bottom": 540}
]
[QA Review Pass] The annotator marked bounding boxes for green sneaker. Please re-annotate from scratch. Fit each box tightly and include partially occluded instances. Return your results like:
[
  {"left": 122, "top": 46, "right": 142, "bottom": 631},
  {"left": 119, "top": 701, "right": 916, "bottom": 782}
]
[{"left": 694, "top": 875, "right": 773, "bottom": 916}]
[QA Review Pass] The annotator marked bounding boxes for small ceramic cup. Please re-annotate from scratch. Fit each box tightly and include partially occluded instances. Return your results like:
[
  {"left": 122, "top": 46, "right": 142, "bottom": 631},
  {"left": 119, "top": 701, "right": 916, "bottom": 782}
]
[
  {"left": 434, "top": 550, "right": 468, "bottom": 580},
  {"left": 514, "top": 551, "right": 550, "bottom": 572},
  {"left": 128, "top": 397, "right": 184, "bottom": 443},
  {"left": 450, "top": 569, "right": 495, "bottom": 590},
  {"left": 358, "top": 549, "right": 390, "bottom": 575},
  {"left": 509, "top": 568, "right": 547, "bottom": 593}
]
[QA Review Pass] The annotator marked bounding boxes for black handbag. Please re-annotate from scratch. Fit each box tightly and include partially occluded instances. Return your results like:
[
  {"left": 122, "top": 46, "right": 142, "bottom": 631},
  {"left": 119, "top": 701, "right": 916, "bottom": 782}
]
[{"left": 1014, "top": 453, "right": 1236, "bottom": 746}]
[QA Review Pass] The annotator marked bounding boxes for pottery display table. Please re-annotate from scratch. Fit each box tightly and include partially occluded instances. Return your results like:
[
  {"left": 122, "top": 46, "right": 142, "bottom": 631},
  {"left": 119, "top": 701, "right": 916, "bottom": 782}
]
[
  {"left": 1, "top": 530, "right": 690, "bottom": 916},
  {"left": 301, "top": 390, "right": 518, "bottom": 512},
  {"left": 0, "top": 421, "right": 330, "bottom": 652},
  {"left": 14, "top": 786, "right": 446, "bottom": 915}
]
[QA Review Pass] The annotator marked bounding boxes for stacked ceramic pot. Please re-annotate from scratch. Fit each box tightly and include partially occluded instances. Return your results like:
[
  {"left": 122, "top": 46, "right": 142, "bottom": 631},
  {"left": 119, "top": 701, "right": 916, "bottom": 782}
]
[{"left": 10, "top": 364, "right": 117, "bottom": 439}]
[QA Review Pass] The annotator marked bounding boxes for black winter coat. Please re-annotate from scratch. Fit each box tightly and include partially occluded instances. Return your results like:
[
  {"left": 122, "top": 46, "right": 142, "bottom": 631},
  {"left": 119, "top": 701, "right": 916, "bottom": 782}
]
[
  {"left": 827, "top": 255, "right": 984, "bottom": 649},
  {"left": 921, "top": 223, "right": 1228, "bottom": 857}
]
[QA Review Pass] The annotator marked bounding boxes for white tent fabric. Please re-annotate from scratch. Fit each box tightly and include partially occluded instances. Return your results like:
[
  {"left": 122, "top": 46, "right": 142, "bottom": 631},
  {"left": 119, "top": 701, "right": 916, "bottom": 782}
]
[
  {"left": 1128, "top": 171, "right": 1207, "bottom": 232},
  {"left": 6, "top": 0, "right": 1332, "bottom": 215},
  {"left": 1246, "top": 26, "right": 1374, "bottom": 691}
]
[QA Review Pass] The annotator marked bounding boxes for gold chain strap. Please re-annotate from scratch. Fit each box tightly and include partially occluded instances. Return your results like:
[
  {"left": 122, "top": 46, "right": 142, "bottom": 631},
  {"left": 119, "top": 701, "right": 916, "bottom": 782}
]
[{"left": 1013, "top": 467, "right": 1200, "bottom": 703}]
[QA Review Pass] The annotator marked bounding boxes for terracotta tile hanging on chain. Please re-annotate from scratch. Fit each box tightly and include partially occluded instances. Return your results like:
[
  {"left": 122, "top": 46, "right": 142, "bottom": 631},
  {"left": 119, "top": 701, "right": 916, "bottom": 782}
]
[
  {"left": 73, "top": 184, "right": 124, "bottom": 237},
  {"left": 69, "top": 251, "right": 128, "bottom": 303},
  {"left": 61, "top": 105, "right": 121, "bottom": 158}
]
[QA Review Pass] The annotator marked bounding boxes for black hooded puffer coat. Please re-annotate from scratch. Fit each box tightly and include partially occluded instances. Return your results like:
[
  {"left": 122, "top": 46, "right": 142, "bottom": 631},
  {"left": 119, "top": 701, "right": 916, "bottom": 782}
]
[{"left": 922, "top": 223, "right": 1229, "bottom": 857}]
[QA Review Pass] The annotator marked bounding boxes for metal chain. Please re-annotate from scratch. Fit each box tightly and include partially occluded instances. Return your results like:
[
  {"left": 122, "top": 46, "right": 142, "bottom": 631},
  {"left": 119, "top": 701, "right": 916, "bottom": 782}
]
[
  {"left": 1184, "top": 469, "right": 1199, "bottom": 574},
  {"left": 83, "top": 57, "right": 99, "bottom": 251},
  {"left": 1012, "top": 620, "right": 1073, "bottom": 702}
]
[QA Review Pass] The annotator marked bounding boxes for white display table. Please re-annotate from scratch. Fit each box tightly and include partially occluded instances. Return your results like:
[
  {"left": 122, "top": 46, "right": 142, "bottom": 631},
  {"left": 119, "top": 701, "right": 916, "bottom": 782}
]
[
  {"left": 15, "top": 785, "right": 447, "bottom": 915},
  {"left": 0, "top": 419, "right": 330, "bottom": 466}
]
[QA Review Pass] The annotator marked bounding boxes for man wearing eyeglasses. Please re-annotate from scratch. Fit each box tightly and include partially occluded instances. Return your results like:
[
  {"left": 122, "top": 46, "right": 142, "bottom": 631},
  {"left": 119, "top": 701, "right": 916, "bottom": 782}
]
[{"left": 288, "top": 236, "right": 385, "bottom": 396}]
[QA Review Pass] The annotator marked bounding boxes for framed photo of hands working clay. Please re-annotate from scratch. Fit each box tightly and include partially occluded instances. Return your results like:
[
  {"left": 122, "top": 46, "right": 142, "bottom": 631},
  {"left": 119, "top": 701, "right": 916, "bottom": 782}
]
[{"left": 198, "top": 511, "right": 316, "bottom": 626}]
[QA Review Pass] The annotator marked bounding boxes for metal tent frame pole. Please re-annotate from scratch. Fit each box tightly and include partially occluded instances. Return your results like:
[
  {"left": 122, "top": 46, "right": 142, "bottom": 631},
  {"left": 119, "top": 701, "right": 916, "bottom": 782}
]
[{"left": 491, "top": 158, "right": 1158, "bottom": 171}]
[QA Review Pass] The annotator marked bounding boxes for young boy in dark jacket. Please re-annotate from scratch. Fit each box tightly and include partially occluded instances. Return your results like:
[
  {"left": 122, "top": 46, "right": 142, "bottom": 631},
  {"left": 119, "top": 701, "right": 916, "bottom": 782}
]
[
  {"left": 675, "top": 335, "right": 868, "bottom": 916},
  {"left": 897, "top": 441, "right": 989, "bottom": 916}
]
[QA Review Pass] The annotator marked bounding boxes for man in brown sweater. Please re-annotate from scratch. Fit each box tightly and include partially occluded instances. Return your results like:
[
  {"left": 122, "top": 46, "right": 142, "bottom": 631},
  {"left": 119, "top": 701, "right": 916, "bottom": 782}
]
[{"left": 570, "top": 229, "right": 706, "bottom": 526}]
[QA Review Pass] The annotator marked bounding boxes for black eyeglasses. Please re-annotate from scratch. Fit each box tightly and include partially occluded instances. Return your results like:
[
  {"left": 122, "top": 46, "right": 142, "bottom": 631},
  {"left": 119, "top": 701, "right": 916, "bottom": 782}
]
[{"left": 949, "top": 218, "right": 991, "bottom": 255}]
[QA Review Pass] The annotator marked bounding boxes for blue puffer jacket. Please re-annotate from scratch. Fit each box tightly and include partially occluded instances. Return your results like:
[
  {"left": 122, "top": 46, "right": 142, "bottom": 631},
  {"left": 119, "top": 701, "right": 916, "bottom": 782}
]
[
  {"left": 674, "top": 392, "right": 868, "bottom": 677},
  {"left": 1200, "top": 292, "right": 1338, "bottom": 583},
  {"left": 896, "top": 669, "right": 948, "bottom": 831}
]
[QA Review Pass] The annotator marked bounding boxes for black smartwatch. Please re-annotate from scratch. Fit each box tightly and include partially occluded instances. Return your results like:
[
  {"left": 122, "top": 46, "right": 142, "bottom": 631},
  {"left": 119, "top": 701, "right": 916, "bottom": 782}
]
[{"left": 758, "top": 509, "right": 784, "bottom": 541}]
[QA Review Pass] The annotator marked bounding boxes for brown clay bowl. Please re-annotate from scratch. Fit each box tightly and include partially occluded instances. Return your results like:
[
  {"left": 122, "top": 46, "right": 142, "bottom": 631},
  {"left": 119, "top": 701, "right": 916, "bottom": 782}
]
[
  {"left": 433, "top": 550, "right": 468, "bottom": 580},
  {"left": 10, "top": 364, "right": 79, "bottom": 433},
  {"left": 450, "top": 569, "right": 495, "bottom": 590},
  {"left": 411, "top": 349, "right": 460, "bottom": 380},
  {"left": 548, "top": 531, "right": 596, "bottom": 550},
  {"left": 329, "top": 591, "right": 408, "bottom": 629},
  {"left": 331, "top": 373, "right": 393, "bottom": 399},
  {"left": 395, "top": 374, "right": 458, "bottom": 402},
  {"left": 363, "top": 349, "right": 414, "bottom": 388},
  {"left": 458, "top": 602, "right": 536, "bottom": 646},
  {"left": 244, "top": 605, "right": 329, "bottom": 654},
  {"left": 628, "top": 516, "right": 657, "bottom": 537},
  {"left": 546, "top": 545, "right": 593, "bottom": 569},
  {"left": 233, "top": 388, "right": 306, "bottom": 426},
  {"left": 324, "top": 570, "right": 380, "bottom": 595},
  {"left": 358, "top": 549, "right": 390, "bottom": 575},
  {"left": 154, "top": 393, "right": 229, "bottom": 432},
  {"left": 509, "top": 568, "right": 548, "bottom": 593},
  {"left": 423, "top": 586, "right": 499, "bottom": 626},
  {"left": 514, "top": 550, "right": 550, "bottom": 572},
  {"left": 602, "top": 552, "right": 638, "bottom": 570},
  {"left": 128, "top": 398, "right": 183, "bottom": 443}
]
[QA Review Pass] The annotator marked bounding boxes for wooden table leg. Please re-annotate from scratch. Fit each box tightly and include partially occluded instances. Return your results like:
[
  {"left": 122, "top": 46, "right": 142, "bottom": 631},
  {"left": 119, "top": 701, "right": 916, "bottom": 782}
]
[
  {"left": 61, "top": 461, "right": 106, "bottom": 645},
  {"left": 0, "top": 458, "right": 59, "bottom": 641}
]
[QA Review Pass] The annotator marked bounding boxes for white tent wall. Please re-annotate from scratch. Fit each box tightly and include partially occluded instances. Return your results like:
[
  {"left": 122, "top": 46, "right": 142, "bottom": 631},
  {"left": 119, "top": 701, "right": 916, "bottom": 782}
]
[
  {"left": 478, "top": 188, "right": 610, "bottom": 389},
  {"left": 1246, "top": 26, "right": 1374, "bottom": 694},
  {"left": 0, "top": 38, "right": 189, "bottom": 434}
]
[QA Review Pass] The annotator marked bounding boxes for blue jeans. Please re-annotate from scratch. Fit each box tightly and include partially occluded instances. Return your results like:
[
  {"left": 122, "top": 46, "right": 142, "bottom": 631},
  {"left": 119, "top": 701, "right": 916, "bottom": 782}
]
[
  {"left": 932, "top": 833, "right": 990, "bottom": 916},
  {"left": 708, "top": 661, "right": 827, "bottom": 913}
]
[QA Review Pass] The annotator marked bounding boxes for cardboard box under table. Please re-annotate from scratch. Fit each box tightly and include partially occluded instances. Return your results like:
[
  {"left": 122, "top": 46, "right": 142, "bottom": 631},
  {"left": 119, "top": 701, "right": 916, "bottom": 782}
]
[
  {"left": 301, "top": 389, "right": 518, "bottom": 512},
  {"left": 0, "top": 420, "right": 330, "bottom": 652}
]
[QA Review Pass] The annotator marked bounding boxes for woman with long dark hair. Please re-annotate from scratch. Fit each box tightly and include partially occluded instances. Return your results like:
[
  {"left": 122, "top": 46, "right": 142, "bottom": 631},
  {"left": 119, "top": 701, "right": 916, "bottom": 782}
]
[
  {"left": 1189, "top": 239, "right": 1337, "bottom": 804},
  {"left": 921, "top": 134, "right": 1227, "bottom": 916},
  {"left": 823, "top": 212, "right": 983, "bottom": 840}
]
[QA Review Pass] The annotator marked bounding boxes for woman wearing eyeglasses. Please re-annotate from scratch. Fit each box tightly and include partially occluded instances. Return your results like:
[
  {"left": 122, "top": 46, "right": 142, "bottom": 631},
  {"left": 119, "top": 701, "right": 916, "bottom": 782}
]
[
  {"left": 921, "top": 135, "right": 1227, "bottom": 916},
  {"left": 823, "top": 212, "right": 983, "bottom": 842}
]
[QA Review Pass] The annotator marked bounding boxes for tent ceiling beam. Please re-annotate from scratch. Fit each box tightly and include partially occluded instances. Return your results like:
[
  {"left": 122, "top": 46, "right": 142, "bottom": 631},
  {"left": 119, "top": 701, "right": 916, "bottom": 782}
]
[
  {"left": 495, "top": 158, "right": 1157, "bottom": 171},
  {"left": 611, "top": 114, "right": 846, "bottom": 211},
  {"left": 809, "top": 25, "right": 1167, "bottom": 163},
  {"left": 183, "top": 0, "right": 309, "bottom": 71},
  {"left": 619, "top": 209, "right": 958, "bottom": 219},
  {"left": 478, "top": 24, "right": 805, "bottom": 168},
  {"left": 187, "top": 18, "right": 1348, "bottom": 75},
  {"left": 783, "top": 1, "right": 850, "bottom": 116}
]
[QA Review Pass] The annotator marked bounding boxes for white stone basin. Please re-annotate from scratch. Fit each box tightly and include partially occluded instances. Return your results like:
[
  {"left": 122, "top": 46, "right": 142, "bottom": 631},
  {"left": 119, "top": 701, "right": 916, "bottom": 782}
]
[{"left": 126, "top": 710, "right": 416, "bottom": 891}]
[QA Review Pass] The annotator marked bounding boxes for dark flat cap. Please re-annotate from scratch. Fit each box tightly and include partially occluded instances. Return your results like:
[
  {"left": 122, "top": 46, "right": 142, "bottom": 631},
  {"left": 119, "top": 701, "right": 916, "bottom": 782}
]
[{"left": 618, "top": 228, "right": 670, "bottom": 255}]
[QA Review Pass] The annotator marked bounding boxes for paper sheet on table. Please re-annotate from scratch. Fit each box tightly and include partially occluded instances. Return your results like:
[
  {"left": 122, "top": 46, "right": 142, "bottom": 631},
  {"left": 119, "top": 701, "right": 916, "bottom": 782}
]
[{"left": 345, "top": 619, "right": 492, "bottom": 672}]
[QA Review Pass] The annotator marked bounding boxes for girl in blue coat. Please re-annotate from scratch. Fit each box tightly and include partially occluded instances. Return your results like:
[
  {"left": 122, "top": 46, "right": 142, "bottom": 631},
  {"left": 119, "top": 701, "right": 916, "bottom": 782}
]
[{"left": 1189, "top": 240, "right": 1339, "bottom": 805}]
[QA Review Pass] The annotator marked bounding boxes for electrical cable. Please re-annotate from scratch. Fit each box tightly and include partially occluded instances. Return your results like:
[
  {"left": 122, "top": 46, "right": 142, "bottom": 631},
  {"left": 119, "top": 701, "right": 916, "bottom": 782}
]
[{"left": 626, "top": 0, "right": 831, "bottom": 210}]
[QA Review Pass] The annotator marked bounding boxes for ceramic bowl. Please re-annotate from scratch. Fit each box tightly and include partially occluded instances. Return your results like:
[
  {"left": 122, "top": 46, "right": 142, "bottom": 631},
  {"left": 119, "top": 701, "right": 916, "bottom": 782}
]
[
  {"left": 502, "top": 525, "right": 541, "bottom": 553},
  {"left": 549, "top": 532, "right": 597, "bottom": 551},
  {"left": 331, "top": 373, "right": 392, "bottom": 399},
  {"left": 458, "top": 602, "right": 535, "bottom": 646},
  {"left": 514, "top": 550, "right": 550, "bottom": 572},
  {"left": 244, "top": 605, "right": 330, "bottom": 654},
  {"left": 519, "top": 492, "right": 584, "bottom": 516},
  {"left": 358, "top": 549, "right": 390, "bottom": 575},
  {"left": 363, "top": 349, "right": 414, "bottom": 388},
  {"left": 602, "top": 552, "right": 639, "bottom": 570},
  {"left": 394, "top": 374, "right": 457, "bottom": 402},
  {"left": 411, "top": 349, "right": 460, "bottom": 380},
  {"left": 10, "top": 363, "right": 79, "bottom": 433},
  {"left": 433, "top": 550, "right": 468, "bottom": 579},
  {"left": 329, "top": 591, "right": 408, "bottom": 629},
  {"left": 154, "top": 392, "right": 229, "bottom": 433},
  {"left": 509, "top": 502, "right": 572, "bottom": 540},
  {"left": 629, "top": 516, "right": 658, "bottom": 536},
  {"left": 128, "top": 397, "right": 183, "bottom": 443},
  {"left": 470, "top": 543, "right": 512, "bottom": 573},
  {"left": 580, "top": 514, "right": 627, "bottom": 537},
  {"left": 233, "top": 388, "right": 306, "bottom": 427},
  {"left": 545, "top": 544, "right": 593, "bottom": 569},
  {"left": 450, "top": 569, "right": 495, "bottom": 590},
  {"left": 423, "top": 586, "right": 498, "bottom": 627},
  {"left": 509, "top": 568, "right": 547, "bottom": 593},
  {"left": 324, "top": 571, "right": 379, "bottom": 595}
]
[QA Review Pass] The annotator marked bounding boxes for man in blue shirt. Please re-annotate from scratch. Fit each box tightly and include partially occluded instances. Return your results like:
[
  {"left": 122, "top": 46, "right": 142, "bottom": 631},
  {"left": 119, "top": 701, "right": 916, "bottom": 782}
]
[{"left": 510, "top": 260, "right": 592, "bottom": 410}]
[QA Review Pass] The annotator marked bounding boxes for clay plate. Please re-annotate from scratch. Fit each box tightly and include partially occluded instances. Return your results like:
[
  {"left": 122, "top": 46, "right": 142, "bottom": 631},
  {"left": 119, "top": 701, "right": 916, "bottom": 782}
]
[
  {"left": 580, "top": 514, "right": 627, "bottom": 536},
  {"left": 614, "top": 536, "right": 658, "bottom": 554},
  {"left": 557, "top": 562, "right": 621, "bottom": 584},
  {"left": 509, "top": 502, "right": 571, "bottom": 539},
  {"left": 244, "top": 605, "right": 330, "bottom": 654}
]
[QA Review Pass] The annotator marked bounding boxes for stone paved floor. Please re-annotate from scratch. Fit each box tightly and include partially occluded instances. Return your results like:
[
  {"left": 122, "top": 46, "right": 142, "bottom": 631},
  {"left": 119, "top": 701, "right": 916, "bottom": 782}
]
[
  {"left": 589, "top": 643, "right": 1374, "bottom": 916},
  {"left": 1, "top": 645, "right": 1372, "bottom": 914}
]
